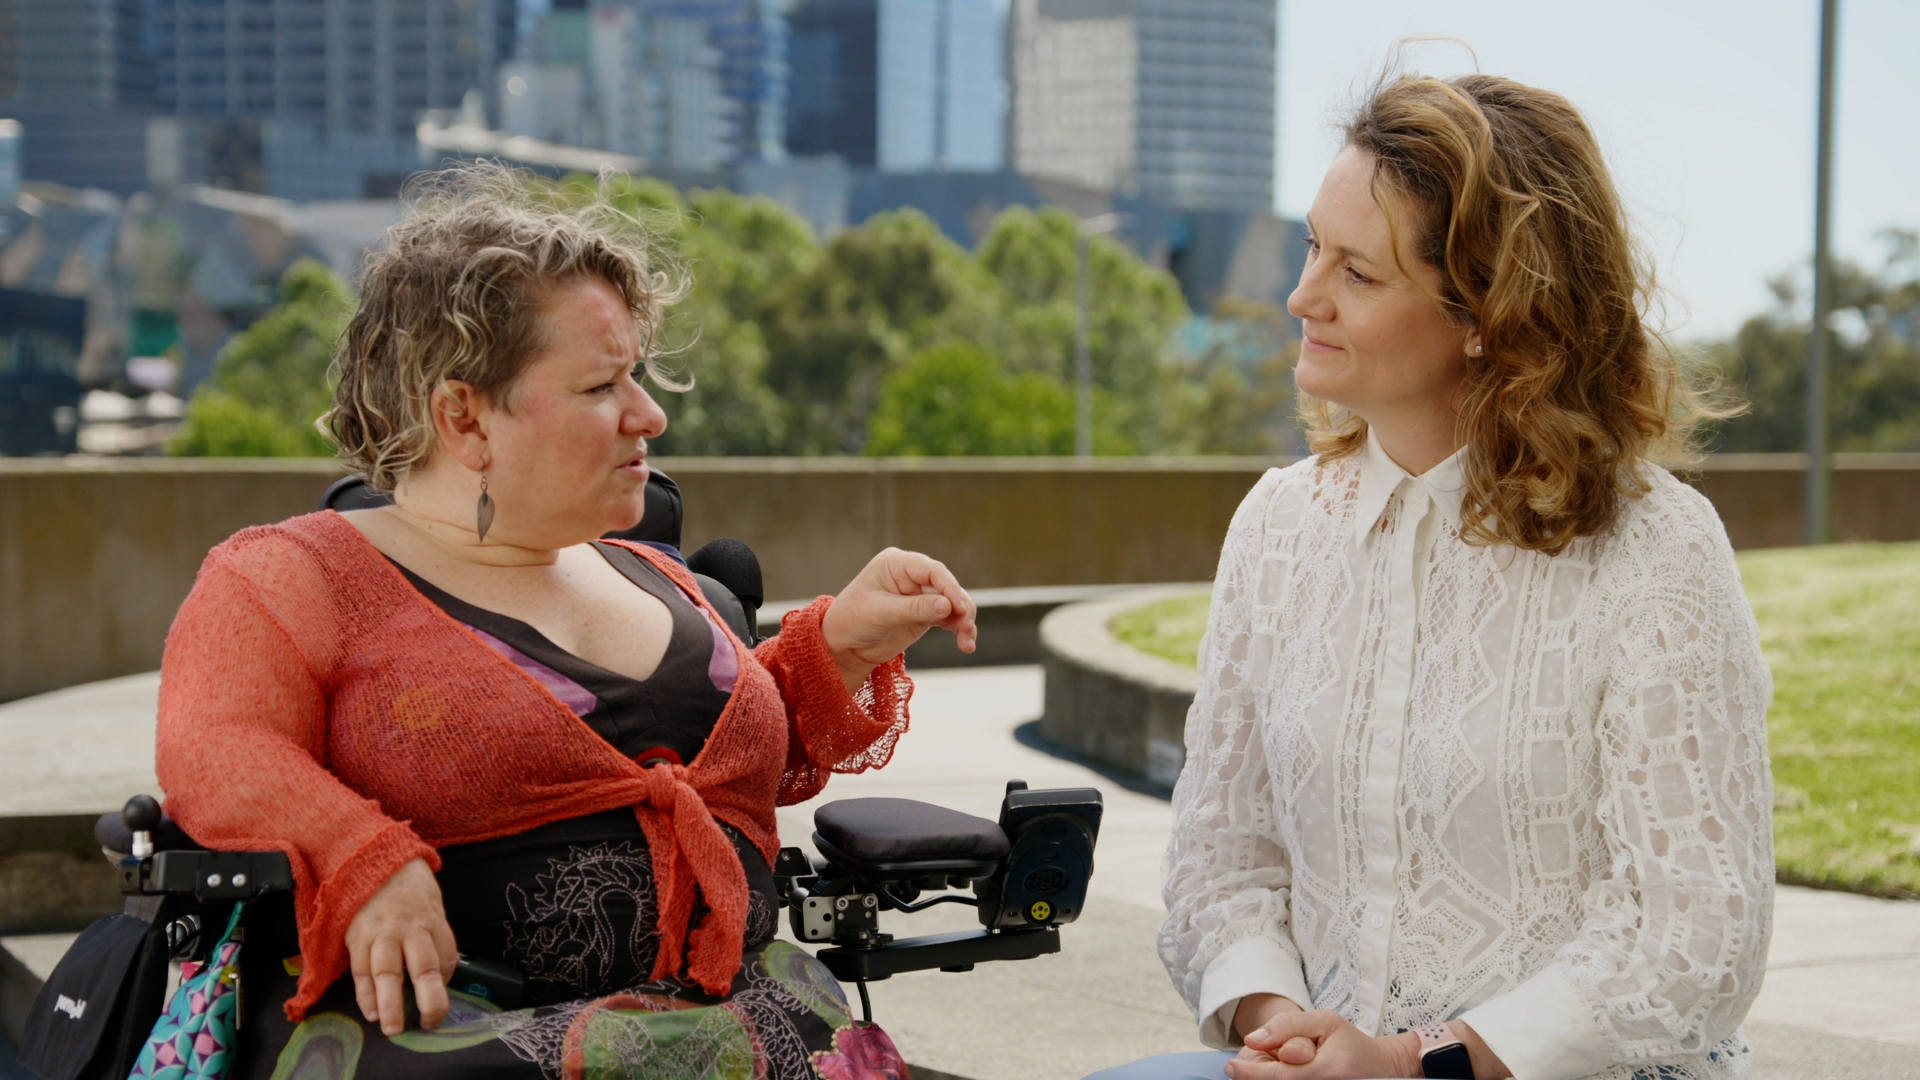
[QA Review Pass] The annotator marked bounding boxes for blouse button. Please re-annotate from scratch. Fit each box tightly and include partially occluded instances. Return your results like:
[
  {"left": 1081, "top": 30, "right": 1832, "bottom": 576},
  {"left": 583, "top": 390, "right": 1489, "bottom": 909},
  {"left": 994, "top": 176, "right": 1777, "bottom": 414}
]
[
  {"left": 1390, "top": 636, "right": 1408, "bottom": 656},
  {"left": 1369, "top": 911, "right": 1387, "bottom": 929},
  {"left": 1378, "top": 729, "right": 1398, "bottom": 749},
  {"left": 1373, "top": 826, "right": 1389, "bottom": 845}
]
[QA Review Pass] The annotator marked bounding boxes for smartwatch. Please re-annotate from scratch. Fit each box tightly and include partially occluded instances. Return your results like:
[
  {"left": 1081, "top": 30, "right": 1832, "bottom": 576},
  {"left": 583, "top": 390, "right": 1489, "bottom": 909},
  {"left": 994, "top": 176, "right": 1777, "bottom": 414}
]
[{"left": 1415, "top": 1023, "right": 1473, "bottom": 1079}]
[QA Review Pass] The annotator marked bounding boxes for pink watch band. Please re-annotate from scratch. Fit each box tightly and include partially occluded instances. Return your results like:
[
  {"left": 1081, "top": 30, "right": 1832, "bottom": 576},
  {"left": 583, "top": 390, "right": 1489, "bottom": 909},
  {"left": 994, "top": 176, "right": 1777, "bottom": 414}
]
[{"left": 1414, "top": 1023, "right": 1472, "bottom": 1079}]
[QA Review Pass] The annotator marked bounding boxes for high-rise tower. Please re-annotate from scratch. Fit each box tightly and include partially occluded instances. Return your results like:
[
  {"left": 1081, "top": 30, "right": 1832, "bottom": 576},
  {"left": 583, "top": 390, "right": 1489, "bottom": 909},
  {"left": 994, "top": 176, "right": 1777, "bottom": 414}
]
[
  {"left": 786, "top": 0, "right": 1004, "bottom": 173},
  {"left": 1011, "top": 0, "right": 1275, "bottom": 212}
]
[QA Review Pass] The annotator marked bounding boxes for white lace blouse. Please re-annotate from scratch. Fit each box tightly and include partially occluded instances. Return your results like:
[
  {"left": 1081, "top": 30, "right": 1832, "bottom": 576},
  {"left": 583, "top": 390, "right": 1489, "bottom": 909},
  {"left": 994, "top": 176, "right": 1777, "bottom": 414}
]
[{"left": 1159, "top": 435, "right": 1774, "bottom": 1080}]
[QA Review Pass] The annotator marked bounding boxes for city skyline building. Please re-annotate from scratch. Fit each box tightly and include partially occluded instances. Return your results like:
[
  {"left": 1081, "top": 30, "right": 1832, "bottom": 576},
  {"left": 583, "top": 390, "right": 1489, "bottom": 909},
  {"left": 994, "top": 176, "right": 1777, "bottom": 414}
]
[
  {"left": 0, "top": 0, "right": 517, "bottom": 198},
  {"left": 635, "top": 0, "right": 789, "bottom": 162},
  {"left": 1011, "top": 0, "right": 1274, "bottom": 213},
  {"left": 787, "top": 0, "right": 1004, "bottom": 173},
  {"left": 499, "top": 0, "right": 741, "bottom": 173}
]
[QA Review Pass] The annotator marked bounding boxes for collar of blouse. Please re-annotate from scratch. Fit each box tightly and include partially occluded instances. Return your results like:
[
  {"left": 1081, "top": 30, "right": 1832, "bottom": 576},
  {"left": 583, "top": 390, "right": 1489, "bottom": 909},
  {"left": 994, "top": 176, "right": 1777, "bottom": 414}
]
[{"left": 1351, "top": 429, "right": 1470, "bottom": 546}]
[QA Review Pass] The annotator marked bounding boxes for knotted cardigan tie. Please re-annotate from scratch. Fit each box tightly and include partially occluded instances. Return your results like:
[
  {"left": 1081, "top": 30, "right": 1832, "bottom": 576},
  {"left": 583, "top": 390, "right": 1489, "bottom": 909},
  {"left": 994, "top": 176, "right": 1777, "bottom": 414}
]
[{"left": 632, "top": 760, "right": 748, "bottom": 992}]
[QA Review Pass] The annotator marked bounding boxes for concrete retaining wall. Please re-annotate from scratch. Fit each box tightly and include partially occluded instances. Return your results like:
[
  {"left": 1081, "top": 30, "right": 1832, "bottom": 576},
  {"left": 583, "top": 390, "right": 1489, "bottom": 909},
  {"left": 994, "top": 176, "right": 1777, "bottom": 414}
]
[
  {"left": 1037, "top": 587, "right": 1207, "bottom": 791},
  {"left": 4, "top": 453, "right": 1918, "bottom": 702}
]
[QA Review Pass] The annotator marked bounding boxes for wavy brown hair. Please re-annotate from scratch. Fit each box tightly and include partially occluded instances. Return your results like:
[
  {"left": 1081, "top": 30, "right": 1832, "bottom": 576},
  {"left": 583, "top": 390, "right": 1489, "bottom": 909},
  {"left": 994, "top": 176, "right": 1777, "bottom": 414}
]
[
  {"left": 326, "top": 162, "right": 686, "bottom": 491},
  {"left": 1302, "top": 71, "right": 1723, "bottom": 554}
]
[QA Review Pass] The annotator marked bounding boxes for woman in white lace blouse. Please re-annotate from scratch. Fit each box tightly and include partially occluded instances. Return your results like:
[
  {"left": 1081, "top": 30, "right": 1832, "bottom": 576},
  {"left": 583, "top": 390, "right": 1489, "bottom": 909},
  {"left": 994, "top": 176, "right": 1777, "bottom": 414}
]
[{"left": 1095, "top": 73, "right": 1774, "bottom": 1080}]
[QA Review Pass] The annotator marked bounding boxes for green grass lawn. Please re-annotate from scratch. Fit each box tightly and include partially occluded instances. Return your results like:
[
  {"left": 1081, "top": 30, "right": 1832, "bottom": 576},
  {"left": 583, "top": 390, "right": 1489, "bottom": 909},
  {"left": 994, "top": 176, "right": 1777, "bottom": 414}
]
[{"left": 1108, "top": 543, "right": 1920, "bottom": 898}]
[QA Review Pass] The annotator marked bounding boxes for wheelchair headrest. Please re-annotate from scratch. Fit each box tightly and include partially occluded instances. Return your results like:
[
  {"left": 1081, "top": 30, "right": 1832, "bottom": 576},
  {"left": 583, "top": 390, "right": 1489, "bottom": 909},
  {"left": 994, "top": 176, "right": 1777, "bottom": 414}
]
[
  {"left": 319, "top": 470, "right": 686, "bottom": 550},
  {"left": 813, "top": 798, "right": 1010, "bottom": 867}
]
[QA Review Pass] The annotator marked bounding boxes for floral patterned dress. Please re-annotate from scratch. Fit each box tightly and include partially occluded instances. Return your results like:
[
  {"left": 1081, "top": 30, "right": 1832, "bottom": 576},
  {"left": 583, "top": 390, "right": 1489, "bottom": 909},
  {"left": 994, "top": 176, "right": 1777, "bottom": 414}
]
[{"left": 227, "top": 545, "right": 909, "bottom": 1080}]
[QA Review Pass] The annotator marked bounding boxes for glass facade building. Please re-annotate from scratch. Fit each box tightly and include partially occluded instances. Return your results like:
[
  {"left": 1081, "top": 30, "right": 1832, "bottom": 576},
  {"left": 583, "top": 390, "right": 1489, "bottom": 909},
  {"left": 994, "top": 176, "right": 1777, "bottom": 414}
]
[
  {"left": 633, "top": 0, "right": 787, "bottom": 162},
  {"left": 1012, "top": 0, "right": 1274, "bottom": 213},
  {"left": 787, "top": 0, "right": 1003, "bottom": 174}
]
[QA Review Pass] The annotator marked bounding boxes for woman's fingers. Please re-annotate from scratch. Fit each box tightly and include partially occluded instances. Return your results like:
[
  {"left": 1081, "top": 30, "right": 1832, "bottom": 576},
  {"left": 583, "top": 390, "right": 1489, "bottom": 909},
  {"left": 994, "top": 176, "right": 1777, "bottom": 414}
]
[
  {"left": 1237, "top": 1014, "right": 1326, "bottom": 1072},
  {"left": 353, "top": 971, "right": 378, "bottom": 1025},
  {"left": 342, "top": 858, "right": 459, "bottom": 1035},
  {"left": 826, "top": 549, "right": 980, "bottom": 673},
  {"left": 1245, "top": 1009, "right": 1338, "bottom": 1048},
  {"left": 405, "top": 927, "right": 449, "bottom": 1030},
  {"left": 1275, "top": 1036, "right": 1316, "bottom": 1066},
  {"left": 890, "top": 553, "right": 977, "bottom": 650},
  {"left": 370, "top": 935, "right": 408, "bottom": 1036},
  {"left": 1221, "top": 1051, "right": 1287, "bottom": 1080}
]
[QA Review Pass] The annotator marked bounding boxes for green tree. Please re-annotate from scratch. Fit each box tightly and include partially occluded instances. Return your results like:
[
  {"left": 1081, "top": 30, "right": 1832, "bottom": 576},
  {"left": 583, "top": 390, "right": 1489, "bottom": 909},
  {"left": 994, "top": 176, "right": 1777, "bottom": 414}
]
[
  {"left": 975, "top": 206, "right": 1191, "bottom": 432},
  {"left": 761, "top": 209, "right": 1000, "bottom": 453},
  {"left": 640, "top": 183, "right": 819, "bottom": 455},
  {"left": 1708, "top": 230, "right": 1920, "bottom": 452},
  {"left": 867, "top": 341, "right": 1102, "bottom": 455},
  {"left": 1161, "top": 299, "right": 1302, "bottom": 456},
  {"left": 172, "top": 257, "right": 350, "bottom": 457}
]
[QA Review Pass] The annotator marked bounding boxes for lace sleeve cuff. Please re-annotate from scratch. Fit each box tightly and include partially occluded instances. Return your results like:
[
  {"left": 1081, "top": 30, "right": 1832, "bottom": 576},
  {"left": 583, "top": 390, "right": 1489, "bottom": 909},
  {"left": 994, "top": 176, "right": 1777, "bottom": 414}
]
[
  {"left": 1196, "top": 936, "right": 1312, "bottom": 1049},
  {"left": 1458, "top": 966, "right": 1610, "bottom": 1080}
]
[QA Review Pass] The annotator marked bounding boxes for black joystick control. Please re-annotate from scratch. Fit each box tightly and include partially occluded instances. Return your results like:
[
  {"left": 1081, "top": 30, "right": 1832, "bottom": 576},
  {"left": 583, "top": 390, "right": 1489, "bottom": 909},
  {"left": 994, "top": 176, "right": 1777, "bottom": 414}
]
[{"left": 123, "top": 794, "right": 161, "bottom": 858}]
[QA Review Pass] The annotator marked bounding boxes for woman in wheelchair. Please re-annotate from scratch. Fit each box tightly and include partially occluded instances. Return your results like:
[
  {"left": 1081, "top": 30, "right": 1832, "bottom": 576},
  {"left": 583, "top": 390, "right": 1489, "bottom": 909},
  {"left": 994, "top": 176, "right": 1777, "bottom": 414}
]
[{"left": 152, "top": 165, "right": 976, "bottom": 1080}]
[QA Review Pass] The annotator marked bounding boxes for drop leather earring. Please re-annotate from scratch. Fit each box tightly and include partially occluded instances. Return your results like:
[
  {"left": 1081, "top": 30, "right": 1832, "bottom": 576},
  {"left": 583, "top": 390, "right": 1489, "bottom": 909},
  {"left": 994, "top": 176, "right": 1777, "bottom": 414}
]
[{"left": 476, "top": 471, "right": 495, "bottom": 543}]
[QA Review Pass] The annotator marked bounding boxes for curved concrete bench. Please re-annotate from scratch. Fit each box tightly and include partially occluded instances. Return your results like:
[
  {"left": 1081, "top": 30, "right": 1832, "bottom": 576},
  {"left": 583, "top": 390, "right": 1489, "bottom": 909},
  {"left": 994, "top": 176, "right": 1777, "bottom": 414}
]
[{"left": 1037, "top": 585, "right": 1209, "bottom": 791}]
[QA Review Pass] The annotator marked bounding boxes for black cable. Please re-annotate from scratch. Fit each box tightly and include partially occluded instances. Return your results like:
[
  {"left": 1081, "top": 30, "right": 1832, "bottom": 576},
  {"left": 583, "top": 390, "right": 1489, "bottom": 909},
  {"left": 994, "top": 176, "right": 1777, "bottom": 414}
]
[
  {"left": 878, "top": 887, "right": 979, "bottom": 914},
  {"left": 856, "top": 980, "right": 872, "bottom": 1025}
]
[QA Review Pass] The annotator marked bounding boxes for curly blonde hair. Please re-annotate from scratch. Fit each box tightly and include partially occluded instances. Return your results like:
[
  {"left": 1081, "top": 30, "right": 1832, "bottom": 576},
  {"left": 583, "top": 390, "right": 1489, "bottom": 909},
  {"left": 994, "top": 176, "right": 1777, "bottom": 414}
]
[
  {"left": 1302, "top": 72, "right": 1722, "bottom": 554},
  {"left": 326, "top": 162, "right": 686, "bottom": 491}
]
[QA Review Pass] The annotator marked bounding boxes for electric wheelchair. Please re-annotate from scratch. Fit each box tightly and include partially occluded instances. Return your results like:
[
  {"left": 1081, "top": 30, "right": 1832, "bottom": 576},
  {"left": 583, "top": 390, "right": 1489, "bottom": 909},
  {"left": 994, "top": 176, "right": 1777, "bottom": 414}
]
[{"left": 18, "top": 469, "right": 1103, "bottom": 1080}]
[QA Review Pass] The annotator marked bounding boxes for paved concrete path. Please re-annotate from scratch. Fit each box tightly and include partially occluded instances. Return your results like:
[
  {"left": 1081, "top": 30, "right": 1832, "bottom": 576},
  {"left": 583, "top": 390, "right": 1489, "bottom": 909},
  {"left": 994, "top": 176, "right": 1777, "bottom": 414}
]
[{"left": 5, "top": 666, "right": 1919, "bottom": 1078}]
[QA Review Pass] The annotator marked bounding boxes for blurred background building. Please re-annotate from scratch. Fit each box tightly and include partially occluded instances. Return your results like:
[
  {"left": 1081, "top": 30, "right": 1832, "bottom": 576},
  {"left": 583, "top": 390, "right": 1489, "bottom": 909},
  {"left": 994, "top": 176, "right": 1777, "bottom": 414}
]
[
  {"left": 0, "top": 0, "right": 516, "bottom": 198},
  {"left": 0, "top": 0, "right": 1300, "bottom": 454},
  {"left": 788, "top": 0, "right": 1003, "bottom": 173},
  {"left": 1012, "top": 0, "right": 1274, "bottom": 212}
]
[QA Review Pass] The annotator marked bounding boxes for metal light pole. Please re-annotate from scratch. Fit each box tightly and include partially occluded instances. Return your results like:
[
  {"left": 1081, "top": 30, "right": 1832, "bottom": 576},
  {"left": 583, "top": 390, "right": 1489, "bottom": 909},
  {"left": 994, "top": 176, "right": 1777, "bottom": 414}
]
[
  {"left": 1075, "top": 213, "right": 1121, "bottom": 458},
  {"left": 1806, "top": 0, "right": 1839, "bottom": 545}
]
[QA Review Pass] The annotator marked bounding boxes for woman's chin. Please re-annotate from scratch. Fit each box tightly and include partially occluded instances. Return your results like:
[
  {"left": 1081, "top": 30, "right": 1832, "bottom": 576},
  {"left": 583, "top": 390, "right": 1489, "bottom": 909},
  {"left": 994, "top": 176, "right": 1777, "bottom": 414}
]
[
  {"left": 603, "top": 497, "right": 649, "bottom": 537},
  {"left": 1294, "top": 371, "right": 1350, "bottom": 408}
]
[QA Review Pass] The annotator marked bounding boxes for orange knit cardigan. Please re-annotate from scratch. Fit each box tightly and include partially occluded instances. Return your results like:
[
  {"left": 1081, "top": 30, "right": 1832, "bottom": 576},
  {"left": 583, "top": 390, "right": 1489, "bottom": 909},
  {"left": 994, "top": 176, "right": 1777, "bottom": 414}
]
[{"left": 154, "top": 511, "right": 911, "bottom": 1020}]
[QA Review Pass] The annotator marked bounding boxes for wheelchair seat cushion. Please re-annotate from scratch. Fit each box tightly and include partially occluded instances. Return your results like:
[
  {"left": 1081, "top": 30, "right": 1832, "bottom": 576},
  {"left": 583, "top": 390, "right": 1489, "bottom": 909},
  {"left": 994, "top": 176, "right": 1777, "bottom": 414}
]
[{"left": 813, "top": 798, "right": 1009, "bottom": 865}]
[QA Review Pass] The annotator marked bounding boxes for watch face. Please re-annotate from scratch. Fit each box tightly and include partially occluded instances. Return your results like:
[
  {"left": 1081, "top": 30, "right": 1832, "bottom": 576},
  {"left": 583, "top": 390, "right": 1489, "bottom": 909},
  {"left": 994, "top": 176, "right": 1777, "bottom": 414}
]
[{"left": 1422, "top": 1042, "right": 1474, "bottom": 1080}]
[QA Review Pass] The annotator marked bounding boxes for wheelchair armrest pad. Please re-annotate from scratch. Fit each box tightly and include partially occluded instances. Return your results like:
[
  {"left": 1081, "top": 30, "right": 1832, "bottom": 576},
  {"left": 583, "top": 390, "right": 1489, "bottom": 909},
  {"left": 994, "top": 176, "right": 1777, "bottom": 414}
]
[
  {"left": 813, "top": 798, "right": 1010, "bottom": 865},
  {"left": 94, "top": 810, "right": 199, "bottom": 857}
]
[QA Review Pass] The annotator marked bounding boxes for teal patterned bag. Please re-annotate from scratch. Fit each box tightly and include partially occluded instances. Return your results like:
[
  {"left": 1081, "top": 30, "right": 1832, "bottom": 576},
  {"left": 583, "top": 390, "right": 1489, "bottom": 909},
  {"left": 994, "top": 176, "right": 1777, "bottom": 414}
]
[{"left": 127, "top": 903, "right": 245, "bottom": 1080}]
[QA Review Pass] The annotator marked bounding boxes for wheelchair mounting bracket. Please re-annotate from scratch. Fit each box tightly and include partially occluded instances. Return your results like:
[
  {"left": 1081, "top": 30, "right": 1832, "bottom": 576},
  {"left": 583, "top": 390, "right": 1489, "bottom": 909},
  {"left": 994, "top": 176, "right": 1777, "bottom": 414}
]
[{"left": 813, "top": 927, "right": 1059, "bottom": 982}]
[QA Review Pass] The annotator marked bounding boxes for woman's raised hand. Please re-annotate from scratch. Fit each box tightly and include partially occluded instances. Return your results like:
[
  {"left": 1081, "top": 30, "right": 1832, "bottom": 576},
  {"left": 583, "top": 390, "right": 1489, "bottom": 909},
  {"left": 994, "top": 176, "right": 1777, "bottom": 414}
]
[
  {"left": 344, "top": 857, "right": 460, "bottom": 1035},
  {"left": 821, "top": 548, "right": 977, "bottom": 689}
]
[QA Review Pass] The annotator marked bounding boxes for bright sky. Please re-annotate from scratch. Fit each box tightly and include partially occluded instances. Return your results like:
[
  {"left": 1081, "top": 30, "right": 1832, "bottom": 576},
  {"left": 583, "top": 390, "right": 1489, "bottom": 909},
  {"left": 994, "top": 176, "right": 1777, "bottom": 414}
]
[{"left": 1276, "top": 0, "right": 1920, "bottom": 340}]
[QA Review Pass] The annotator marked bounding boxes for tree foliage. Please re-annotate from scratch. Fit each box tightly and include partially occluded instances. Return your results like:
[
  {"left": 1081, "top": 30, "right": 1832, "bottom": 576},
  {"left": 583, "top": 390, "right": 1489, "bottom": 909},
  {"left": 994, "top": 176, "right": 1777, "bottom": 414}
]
[
  {"left": 164, "top": 176, "right": 1225, "bottom": 459},
  {"left": 868, "top": 341, "right": 1100, "bottom": 456},
  {"left": 172, "top": 257, "right": 349, "bottom": 457},
  {"left": 612, "top": 180, "right": 812, "bottom": 455},
  {"left": 1159, "top": 298, "right": 1302, "bottom": 456},
  {"left": 977, "top": 205, "right": 1190, "bottom": 404},
  {"left": 1708, "top": 230, "right": 1920, "bottom": 452},
  {"left": 760, "top": 210, "right": 998, "bottom": 453}
]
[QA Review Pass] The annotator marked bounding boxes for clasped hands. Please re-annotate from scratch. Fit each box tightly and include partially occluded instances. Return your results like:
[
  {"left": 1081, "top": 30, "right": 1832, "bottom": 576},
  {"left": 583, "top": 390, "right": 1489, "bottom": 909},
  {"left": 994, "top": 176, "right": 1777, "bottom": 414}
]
[{"left": 1227, "top": 994, "right": 1443, "bottom": 1080}]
